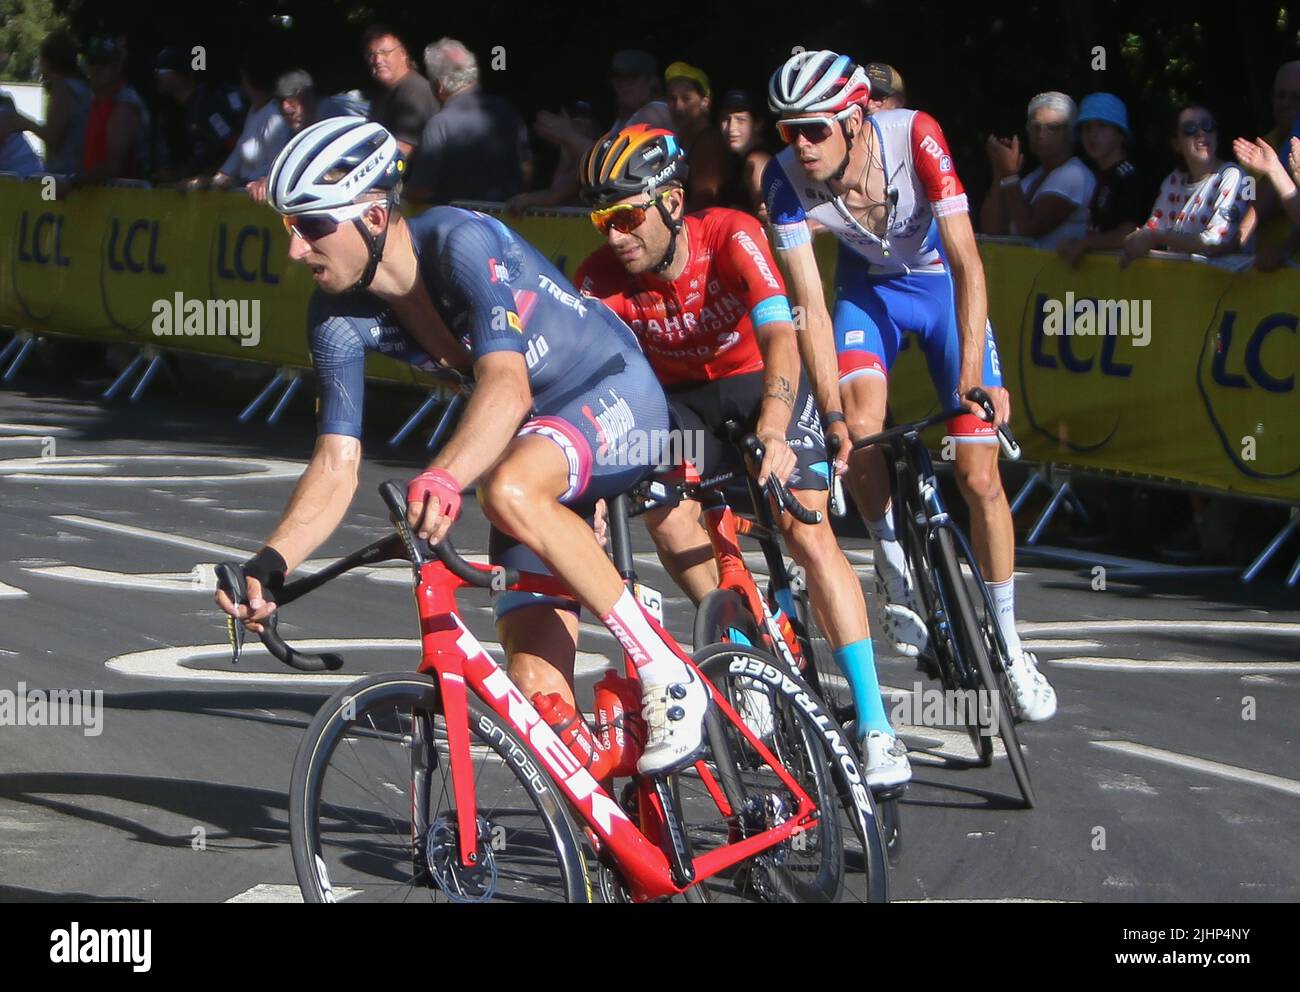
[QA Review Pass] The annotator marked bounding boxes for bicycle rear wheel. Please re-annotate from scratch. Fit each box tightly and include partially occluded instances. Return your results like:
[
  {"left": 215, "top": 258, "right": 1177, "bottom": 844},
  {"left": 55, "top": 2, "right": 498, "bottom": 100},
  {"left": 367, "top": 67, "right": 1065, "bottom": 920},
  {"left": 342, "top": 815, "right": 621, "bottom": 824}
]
[
  {"left": 931, "top": 529, "right": 1036, "bottom": 808},
  {"left": 683, "top": 643, "right": 889, "bottom": 902},
  {"left": 289, "top": 671, "right": 591, "bottom": 903}
]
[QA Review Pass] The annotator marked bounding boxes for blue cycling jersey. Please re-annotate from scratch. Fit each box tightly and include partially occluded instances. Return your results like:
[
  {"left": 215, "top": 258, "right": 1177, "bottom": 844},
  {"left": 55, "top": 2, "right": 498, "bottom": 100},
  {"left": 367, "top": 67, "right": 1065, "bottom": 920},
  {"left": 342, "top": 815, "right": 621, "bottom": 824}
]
[{"left": 308, "top": 205, "right": 653, "bottom": 438}]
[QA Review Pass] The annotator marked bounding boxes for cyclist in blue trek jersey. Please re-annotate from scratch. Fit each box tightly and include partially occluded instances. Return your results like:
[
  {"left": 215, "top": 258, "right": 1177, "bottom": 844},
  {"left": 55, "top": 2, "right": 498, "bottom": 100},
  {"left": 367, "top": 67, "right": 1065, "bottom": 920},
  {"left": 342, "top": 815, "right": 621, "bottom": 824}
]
[
  {"left": 213, "top": 118, "right": 711, "bottom": 775},
  {"left": 762, "top": 51, "right": 1057, "bottom": 720}
]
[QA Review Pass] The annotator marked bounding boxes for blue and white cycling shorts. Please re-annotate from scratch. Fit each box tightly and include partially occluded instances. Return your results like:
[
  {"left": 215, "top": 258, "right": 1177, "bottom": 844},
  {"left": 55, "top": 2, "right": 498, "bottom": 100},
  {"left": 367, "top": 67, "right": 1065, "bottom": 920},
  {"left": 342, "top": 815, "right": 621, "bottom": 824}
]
[{"left": 833, "top": 250, "right": 1003, "bottom": 442}]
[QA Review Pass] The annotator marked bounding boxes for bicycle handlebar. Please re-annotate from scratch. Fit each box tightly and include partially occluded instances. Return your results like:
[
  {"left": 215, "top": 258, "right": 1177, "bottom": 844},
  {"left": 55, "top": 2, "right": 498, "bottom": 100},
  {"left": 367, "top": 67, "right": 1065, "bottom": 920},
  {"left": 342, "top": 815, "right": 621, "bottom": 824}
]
[
  {"left": 847, "top": 388, "right": 1022, "bottom": 462},
  {"left": 736, "top": 434, "right": 822, "bottom": 526},
  {"left": 378, "top": 479, "right": 518, "bottom": 590},
  {"left": 213, "top": 481, "right": 516, "bottom": 672},
  {"left": 213, "top": 562, "right": 344, "bottom": 672}
]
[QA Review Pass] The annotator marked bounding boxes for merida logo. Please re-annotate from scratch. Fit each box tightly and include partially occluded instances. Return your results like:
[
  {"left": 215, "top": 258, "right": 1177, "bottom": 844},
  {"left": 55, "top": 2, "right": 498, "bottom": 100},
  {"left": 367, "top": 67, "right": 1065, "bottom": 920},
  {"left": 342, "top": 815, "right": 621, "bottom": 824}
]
[{"left": 50, "top": 924, "right": 151, "bottom": 973}]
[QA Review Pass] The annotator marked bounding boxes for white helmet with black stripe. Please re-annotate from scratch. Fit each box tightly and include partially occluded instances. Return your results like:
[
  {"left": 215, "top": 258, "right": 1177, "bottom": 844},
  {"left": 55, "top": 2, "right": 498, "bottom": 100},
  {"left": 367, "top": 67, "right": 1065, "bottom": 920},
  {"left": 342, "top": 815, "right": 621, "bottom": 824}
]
[
  {"left": 768, "top": 50, "right": 871, "bottom": 115},
  {"left": 266, "top": 117, "right": 404, "bottom": 216}
]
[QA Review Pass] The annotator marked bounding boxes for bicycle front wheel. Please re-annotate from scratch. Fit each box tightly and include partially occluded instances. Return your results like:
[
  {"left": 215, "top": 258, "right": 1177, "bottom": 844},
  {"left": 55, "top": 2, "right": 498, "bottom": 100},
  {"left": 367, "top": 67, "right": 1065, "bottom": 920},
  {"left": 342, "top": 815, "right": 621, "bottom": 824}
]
[
  {"left": 688, "top": 643, "right": 890, "bottom": 903},
  {"left": 289, "top": 671, "right": 591, "bottom": 903},
  {"left": 931, "top": 529, "right": 1036, "bottom": 808}
]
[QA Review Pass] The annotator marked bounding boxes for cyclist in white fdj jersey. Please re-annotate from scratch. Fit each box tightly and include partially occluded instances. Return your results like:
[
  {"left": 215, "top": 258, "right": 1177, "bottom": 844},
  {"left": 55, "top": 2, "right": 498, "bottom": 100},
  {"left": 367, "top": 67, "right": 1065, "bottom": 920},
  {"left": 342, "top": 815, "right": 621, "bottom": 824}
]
[
  {"left": 761, "top": 51, "right": 1056, "bottom": 720},
  {"left": 214, "top": 118, "right": 711, "bottom": 775}
]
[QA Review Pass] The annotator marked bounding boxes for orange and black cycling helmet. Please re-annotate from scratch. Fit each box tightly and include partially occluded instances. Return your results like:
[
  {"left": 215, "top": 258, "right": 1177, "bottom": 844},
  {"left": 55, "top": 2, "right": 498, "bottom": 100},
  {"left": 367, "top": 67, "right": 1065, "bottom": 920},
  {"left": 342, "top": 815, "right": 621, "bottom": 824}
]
[{"left": 579, "top": 124, "right": 689, "bottom": 208}]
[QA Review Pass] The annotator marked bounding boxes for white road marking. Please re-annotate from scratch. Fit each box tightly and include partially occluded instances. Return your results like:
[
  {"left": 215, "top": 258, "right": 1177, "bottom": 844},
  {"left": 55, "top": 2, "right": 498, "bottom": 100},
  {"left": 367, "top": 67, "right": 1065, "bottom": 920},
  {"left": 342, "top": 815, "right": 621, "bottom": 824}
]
[
  {"left": 1020, "top": 639, "right": 1104, "bottom": 652},
  {"left": 0, "top": 423, "right": 77, "bottom": 435},
  {"left": 225, "top": 884, "right": 307, "bottom": 903},
  {"left": 0, "top": 454, "right": 304, "bottom": 484},
  {"left": 1091, "top": 741, "right": 1300, "bottom": 798},
  {"left": 1051, "top": 658, "right": 1300, "bottom": 673},
  {"left": 1019, "top": 620, "right": 1300, "bottom": 637},
  {"left": 0, "top": 581, "right": 29, "bottom": 599},
  {"left": 105, "top": 639, "right": 614, "bottom": 685},
  {"left": 54, "top": 515, "right": 254, "bottom": 559},
  {"left": 24, "top": 565, "right": 212, "bottom": 593}
]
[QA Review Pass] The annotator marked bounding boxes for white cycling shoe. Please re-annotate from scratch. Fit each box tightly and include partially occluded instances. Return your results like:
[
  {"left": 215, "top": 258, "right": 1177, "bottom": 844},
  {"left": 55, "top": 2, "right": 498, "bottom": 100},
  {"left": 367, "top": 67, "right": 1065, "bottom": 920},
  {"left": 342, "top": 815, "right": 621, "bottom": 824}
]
[
  {"left": 874, "top": 568, "right": 929, "bottom": 658},
  {"left": 1005, "top": 650, "right": 1057, "bottom": 722},
  {"left": 636, "top": 666, "right": 711, "bottom": 776},
  {"left": 863, "top": 731, "right": 913, "bottom": 790}
]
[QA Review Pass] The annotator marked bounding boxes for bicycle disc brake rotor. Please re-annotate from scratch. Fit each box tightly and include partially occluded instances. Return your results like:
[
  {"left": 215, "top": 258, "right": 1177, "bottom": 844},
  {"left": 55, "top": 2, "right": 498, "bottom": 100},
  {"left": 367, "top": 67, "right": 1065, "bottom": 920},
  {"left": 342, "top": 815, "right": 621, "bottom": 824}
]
[{"left": 425, "top": 814, "right": 498, "bottom": 903}]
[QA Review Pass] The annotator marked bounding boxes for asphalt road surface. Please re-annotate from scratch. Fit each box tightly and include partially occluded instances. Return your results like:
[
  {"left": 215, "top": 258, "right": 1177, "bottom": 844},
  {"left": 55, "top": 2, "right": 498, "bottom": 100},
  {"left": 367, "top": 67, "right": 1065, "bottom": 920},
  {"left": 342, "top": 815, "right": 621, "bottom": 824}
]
[{"left": 0, "top": 381, "right": 1296, "bottom": 902}]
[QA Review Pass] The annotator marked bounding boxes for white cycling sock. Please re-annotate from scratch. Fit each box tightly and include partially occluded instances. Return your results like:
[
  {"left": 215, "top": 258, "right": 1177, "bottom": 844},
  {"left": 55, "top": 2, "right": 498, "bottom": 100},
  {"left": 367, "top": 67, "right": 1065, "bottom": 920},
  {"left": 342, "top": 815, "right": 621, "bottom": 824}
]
[
  {"left": 599, "top": 588, "right": 690, "bottom": 687},
  {"left": 987, "top": 578, "right": 1023, "bottom": 658},
  {"left": 866, "top": 507, "right": 909, "bottom": 591}
]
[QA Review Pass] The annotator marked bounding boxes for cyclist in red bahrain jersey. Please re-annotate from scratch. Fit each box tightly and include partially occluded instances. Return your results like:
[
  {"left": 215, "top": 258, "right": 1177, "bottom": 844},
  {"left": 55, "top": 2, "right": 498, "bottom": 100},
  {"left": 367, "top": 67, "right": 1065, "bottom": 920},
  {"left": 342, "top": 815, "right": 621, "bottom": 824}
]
[{"left": 575, "top": 125, "right": 911, "bottom": 789}]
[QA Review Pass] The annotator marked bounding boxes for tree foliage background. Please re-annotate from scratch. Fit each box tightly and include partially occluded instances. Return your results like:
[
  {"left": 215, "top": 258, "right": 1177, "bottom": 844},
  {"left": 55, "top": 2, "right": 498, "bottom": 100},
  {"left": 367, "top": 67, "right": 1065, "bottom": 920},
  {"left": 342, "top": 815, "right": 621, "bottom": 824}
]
[{"left": 3, "top": 0, "right": 1299, "bottom": 193}]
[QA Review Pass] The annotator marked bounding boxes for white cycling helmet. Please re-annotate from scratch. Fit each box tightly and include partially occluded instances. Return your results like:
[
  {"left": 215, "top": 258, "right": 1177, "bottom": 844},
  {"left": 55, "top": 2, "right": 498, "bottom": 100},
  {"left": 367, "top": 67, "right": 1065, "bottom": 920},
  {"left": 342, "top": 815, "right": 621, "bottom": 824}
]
[
  {"left": 768, "top": 50, "right": 871, "bottom": 115},
  {"left": 266, "top": 117, "right": 404, "bottom": 216}
]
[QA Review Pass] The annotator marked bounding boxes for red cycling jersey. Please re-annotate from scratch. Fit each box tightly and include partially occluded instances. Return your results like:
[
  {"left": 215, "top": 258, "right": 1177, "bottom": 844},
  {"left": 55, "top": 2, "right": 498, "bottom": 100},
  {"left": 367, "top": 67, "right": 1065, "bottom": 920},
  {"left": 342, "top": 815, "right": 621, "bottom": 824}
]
[{"left": 575, "top": 208, "right": 793, "bottom": 386}]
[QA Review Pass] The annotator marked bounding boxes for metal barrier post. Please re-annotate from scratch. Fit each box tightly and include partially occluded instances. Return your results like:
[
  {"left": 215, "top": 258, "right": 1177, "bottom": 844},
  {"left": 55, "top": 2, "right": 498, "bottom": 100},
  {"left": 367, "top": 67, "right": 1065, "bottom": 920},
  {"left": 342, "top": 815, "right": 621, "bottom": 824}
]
[
  {"left": 426, "top": 392, "right": 466, "bottom": 452},
  {"left": 1025, "top": 467, "right": 1090, "bottom": 546},
  {"left": 1, "top": 332, "right": 36, "bottom": 381},
  {"left": 126, "top": 348, "right": 165, "bottom": 402},
  {"left": 1241, "top": 507, "right": 1300, "bottom": 584},
  {"left": 387, "top": 389, "right": 440, "bottom": 447},
  {"left": 266, "top": 370, "right": 303, "bottom": 424}
]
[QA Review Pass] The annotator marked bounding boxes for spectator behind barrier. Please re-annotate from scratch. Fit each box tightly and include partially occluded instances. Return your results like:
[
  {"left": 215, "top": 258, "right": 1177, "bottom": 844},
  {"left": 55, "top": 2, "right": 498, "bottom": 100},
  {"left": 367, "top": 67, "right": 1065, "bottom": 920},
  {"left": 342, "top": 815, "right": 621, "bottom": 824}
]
[
  {"left": 153, "top": 46, "right": 245, "bottom": 184},
  {"left": 248, "top": 70, "right": 367, "bottom": 202},
  {"left": 1245, "top": 61, "right": 1300, "bottom": 269},
  {"left": 864, "top": 63, "right": 906, "bottom": 113},
  {"left": 0, "top": 30, "right": 90, "bottom": 175},
  {"left": 405, "top": 38, "right": 533, "bottom": 205},
  {"left": 1057, "top": 93, "right": 1148, "bottom": 267},
  {"left": 194, "top": 51, "right": 290, "bottom": 191},
  {"left": 1234, "top": 131, "right": 1300, "bottom": 241},
  {"left": 982, "top": 91, "right": 1096, "bottom": 249},
  {"left": 505, "top": 99, "right": 598, "bottom": 213},
  {"left": 74, "top": 37, "right": 151, "bottom": 187},
  {"left": 528, "top": 50, "right": 673, "bottom": 210},
  {"left": 664, "top": 61, "right": 733, "bottom": 210},
  {"left": 717, "top": 88, "right": 772, "bottom": 220},
  {"left": 363, "top": 24, "right": 438, "bottom": 158},
  {"left": 1121, "top": 103, "right": 1247, "bottom": 269},
  {"left": 0, "top": 94, "right": 43, "bottom": 177}
]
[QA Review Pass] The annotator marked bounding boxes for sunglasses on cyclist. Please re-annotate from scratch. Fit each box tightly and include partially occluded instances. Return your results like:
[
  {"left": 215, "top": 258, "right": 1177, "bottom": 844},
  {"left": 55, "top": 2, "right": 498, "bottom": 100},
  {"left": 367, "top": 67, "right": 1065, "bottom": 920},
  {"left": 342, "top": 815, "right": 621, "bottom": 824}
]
[
  {"left": 589, "top": 190, "right": 671, "bottom": 236},
  {"left": 1180, "top": 118, "right": 1217, "bottom": 137},
  {"left": 281, "top": 200, "right": 376, "bottom": 242},
  {"left": 777, "top": 107, "right": 855, "bottom": 145}
]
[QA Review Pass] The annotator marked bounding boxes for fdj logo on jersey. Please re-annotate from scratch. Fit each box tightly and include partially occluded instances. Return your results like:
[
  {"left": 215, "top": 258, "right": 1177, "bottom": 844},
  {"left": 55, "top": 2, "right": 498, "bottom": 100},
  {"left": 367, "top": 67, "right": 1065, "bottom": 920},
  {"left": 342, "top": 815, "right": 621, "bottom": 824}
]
[{"left": 213, "top": 224, "right": 281, "bottom": 284}]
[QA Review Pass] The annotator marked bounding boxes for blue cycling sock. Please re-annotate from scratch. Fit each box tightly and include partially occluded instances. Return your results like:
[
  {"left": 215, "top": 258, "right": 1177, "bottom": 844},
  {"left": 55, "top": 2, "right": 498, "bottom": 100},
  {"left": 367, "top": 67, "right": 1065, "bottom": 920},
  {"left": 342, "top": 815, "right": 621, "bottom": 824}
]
[{"left": 832, "top": 639, "right": 893, "bottom": 740}]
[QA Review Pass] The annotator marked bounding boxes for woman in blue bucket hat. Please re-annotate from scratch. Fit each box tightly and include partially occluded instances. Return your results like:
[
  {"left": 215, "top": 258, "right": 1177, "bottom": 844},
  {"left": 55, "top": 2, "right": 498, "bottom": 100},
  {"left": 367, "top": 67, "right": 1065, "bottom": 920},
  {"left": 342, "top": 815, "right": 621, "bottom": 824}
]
[{"left": 1057, "top": 92, "right": 1149, "bottom": 266}]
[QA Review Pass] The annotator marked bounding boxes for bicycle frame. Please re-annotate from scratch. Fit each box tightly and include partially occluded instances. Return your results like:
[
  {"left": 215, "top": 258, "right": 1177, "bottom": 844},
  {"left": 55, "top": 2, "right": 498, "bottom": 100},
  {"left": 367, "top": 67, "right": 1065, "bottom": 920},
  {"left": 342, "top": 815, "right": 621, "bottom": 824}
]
[
  {"left": 632, "top": 473, "right": 809, "bottom": 675},
  {"left": 410, "top": 553, "right": 822, "bottom": 902}
]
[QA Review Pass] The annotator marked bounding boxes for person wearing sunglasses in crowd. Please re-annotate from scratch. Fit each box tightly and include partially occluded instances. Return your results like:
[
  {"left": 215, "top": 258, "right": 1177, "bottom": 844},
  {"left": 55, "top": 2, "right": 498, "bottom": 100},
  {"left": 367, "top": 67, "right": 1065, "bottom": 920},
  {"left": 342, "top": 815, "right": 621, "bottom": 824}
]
[
  {"left": 1121, "top": 104, "right": 1246, "bottom": 269},
  {"left": 761, "top": 50, "right": 1057, "bottom": 722},
  {"left": 573, "top": 125, "right": 911, "bottom": 788},
  {"left": 219, "top": 117, "right": 713, "bottom": 777},
  {"left": 981, "top": 92, "right": 1097, "bottom": 250}
]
